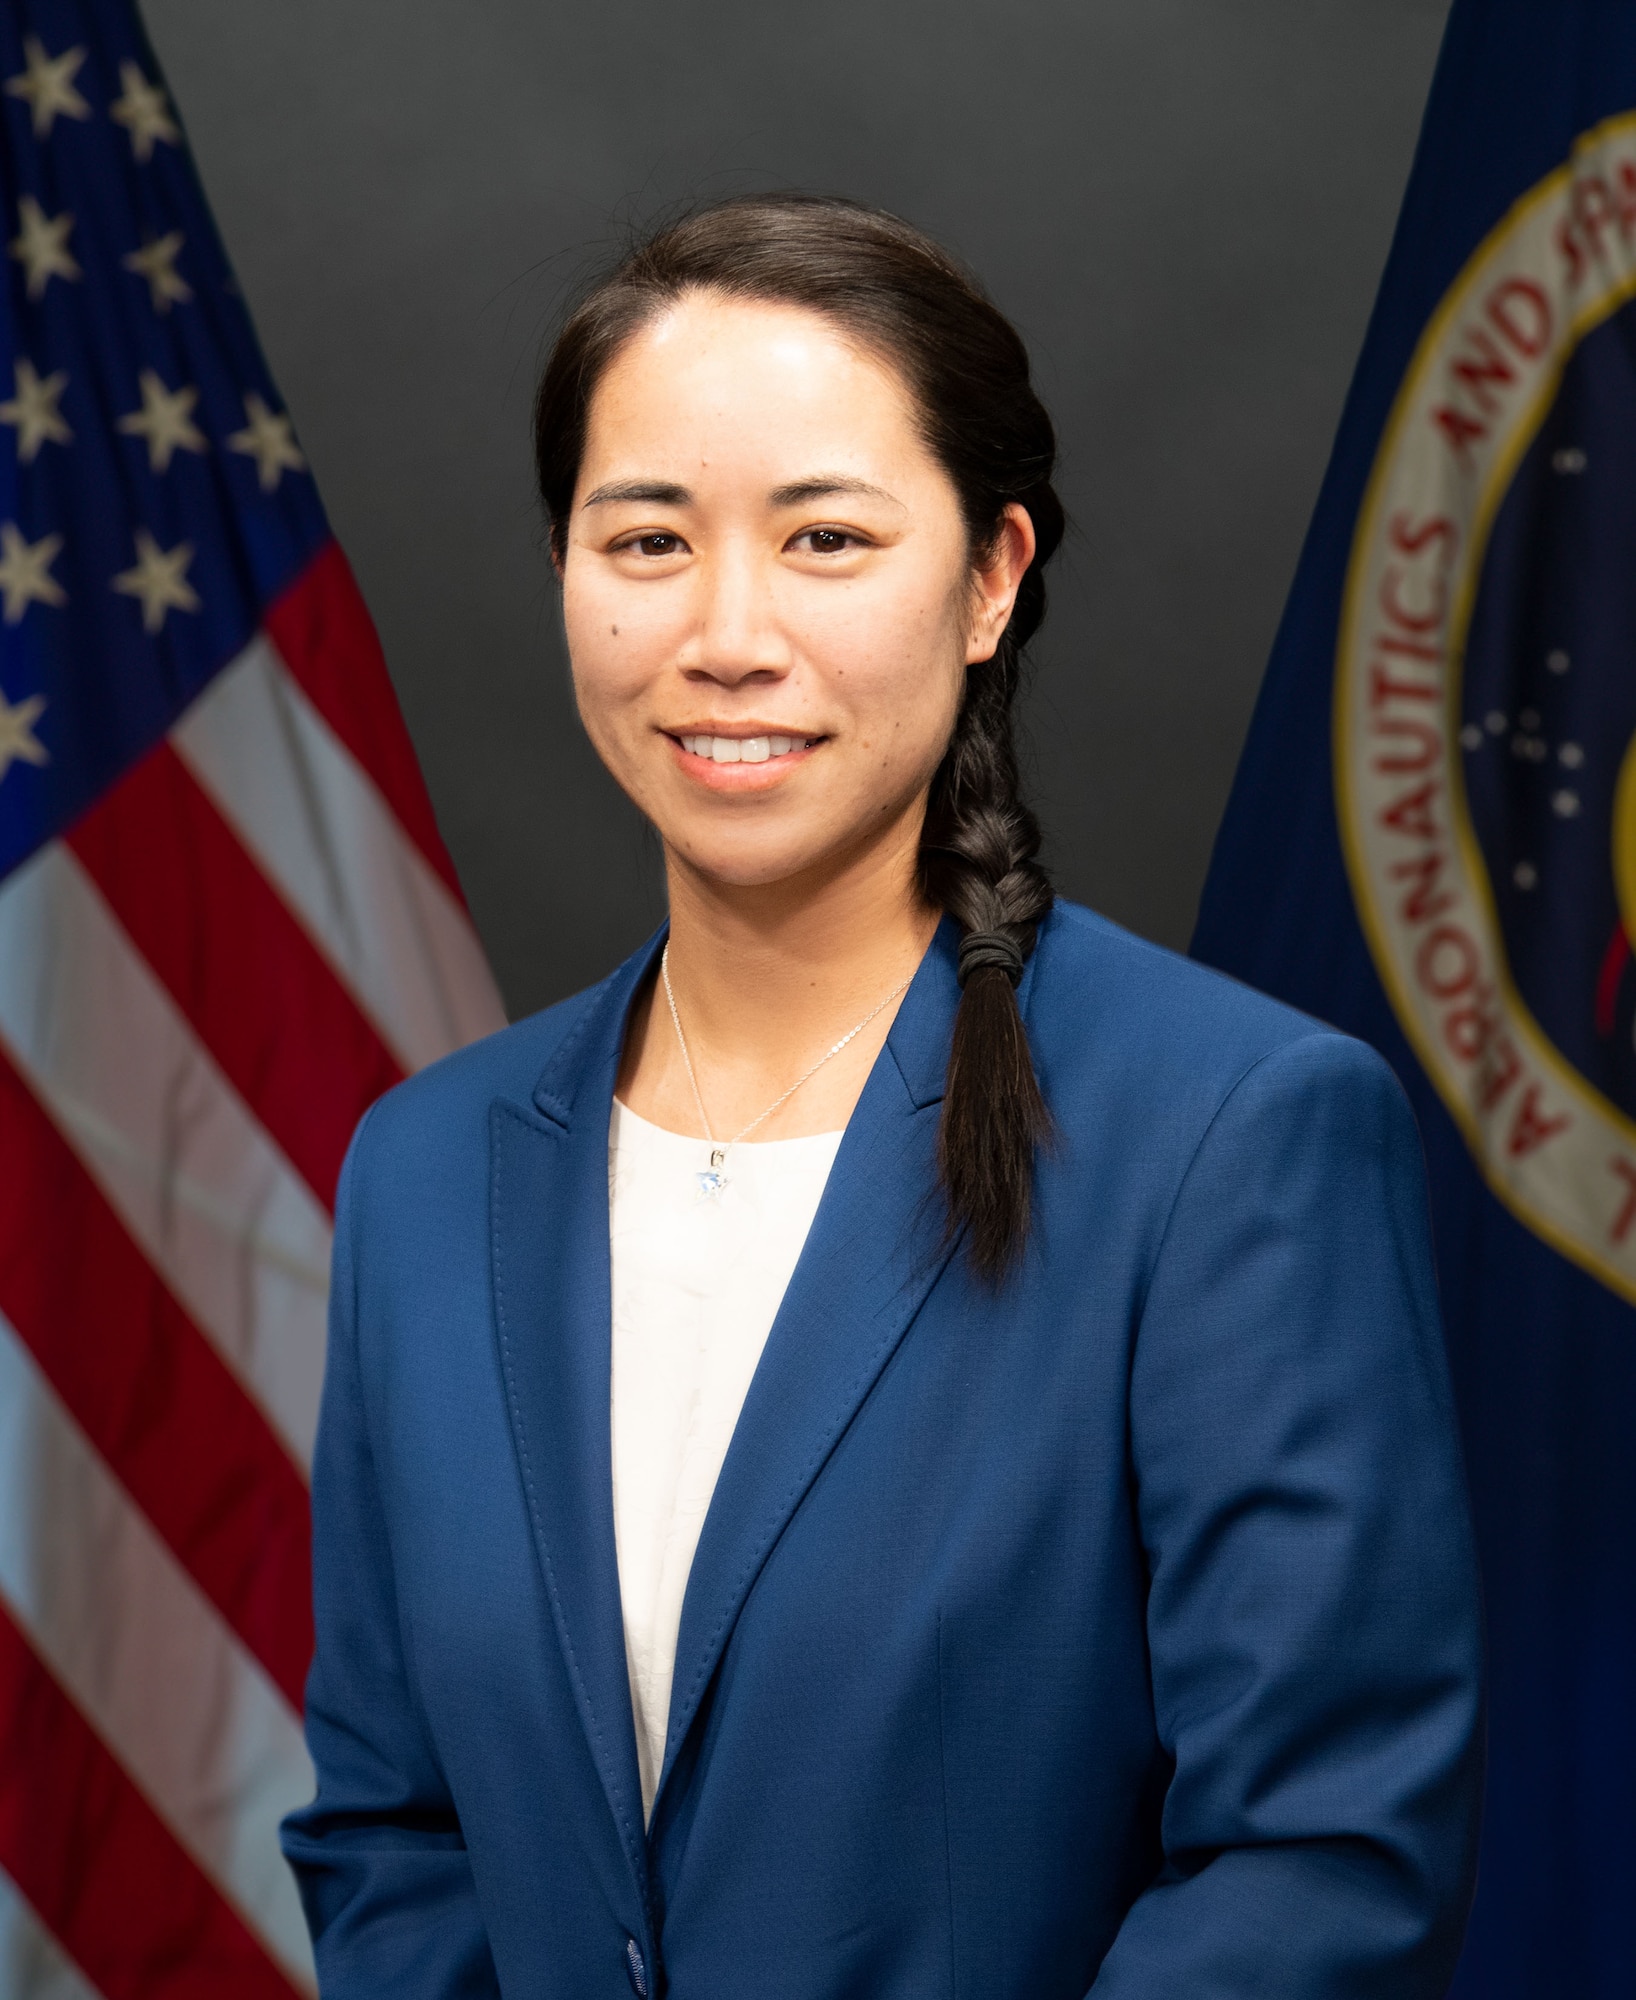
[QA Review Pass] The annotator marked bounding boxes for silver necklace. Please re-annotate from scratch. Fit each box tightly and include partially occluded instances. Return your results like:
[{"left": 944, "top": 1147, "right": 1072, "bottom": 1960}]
[{"left": 660, "top": 941, "right": 912, "bottom": 1198}]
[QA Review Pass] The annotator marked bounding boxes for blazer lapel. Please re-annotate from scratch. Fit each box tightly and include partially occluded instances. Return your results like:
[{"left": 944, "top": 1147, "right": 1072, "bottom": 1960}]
[
  {"left": 488, "top": 935, "right": 664, "bottom": 1908},
  {"left": 653, "top": 919, "right": 966, "bottom": 1822}
]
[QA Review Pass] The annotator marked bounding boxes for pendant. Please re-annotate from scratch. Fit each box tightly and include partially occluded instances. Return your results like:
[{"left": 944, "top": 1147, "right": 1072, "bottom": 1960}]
[{"left": 695, "top": 1145, "right": 728, "bottom": 1200}]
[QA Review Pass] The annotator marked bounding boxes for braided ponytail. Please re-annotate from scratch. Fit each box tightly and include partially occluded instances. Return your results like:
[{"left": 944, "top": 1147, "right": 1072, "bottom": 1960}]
[{"left": 534, "top": 194, "right": 1065, "bottom": 1279}]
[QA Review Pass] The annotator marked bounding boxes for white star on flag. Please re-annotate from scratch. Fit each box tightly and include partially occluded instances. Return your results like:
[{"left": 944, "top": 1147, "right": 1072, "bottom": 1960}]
[
  {"left": 0, "top": 359, "right": 72, "bottom": 463},
  {"left": 0, "top": 522, "right": 67, "bottom": 623},
  {"left": 227, "top": 394, "right": 306, "bottom": 491},
  {"left": 109, "top": 60, "right": 180, "bottom": 162},
  {"left": 0, "top": 687, "right": 48, "bottom": 783},
  {"left": 116, "top": 369, "right": 207, "bottom": 473},
  {"left": 113, "top": 529, "right": 200, "bottom": 633},
  {"left": 3, "top": 35, "right": 91, "bottom": 139},
  {"left": 122, "top": 231, "right": 193, "bottom": 314},
  {"left": 8, "top": 195, "right": 79, "bottom": 300}
]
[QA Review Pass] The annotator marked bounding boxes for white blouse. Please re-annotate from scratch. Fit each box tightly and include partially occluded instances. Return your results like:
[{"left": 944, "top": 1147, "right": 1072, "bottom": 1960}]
[{"left": 608, "top": 1098, "right": 843, "bottom": 1822}]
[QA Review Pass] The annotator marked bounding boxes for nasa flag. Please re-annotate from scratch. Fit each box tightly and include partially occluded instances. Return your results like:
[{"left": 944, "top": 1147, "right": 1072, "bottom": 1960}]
[{"left": 1192, "top": 0, "right": 1636, "bottom": 1991}]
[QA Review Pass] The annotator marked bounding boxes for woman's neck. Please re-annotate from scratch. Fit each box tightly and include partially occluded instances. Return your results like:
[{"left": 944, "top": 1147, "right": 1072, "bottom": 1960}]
[{"left": 616, "top": 806, "right": 939, "bottom": 1141}]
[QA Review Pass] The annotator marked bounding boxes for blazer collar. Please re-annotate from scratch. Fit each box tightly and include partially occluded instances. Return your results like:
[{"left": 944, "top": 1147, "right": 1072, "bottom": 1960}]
[
  {"left": 490, "top": 913, "right": 1011, "bottom": 1873},
  {"left": 489, "top": 929, "right": 665, "bottom": 1917},
  {"left": 654, "top": 916, "right": 973, "bottom": 1824}
]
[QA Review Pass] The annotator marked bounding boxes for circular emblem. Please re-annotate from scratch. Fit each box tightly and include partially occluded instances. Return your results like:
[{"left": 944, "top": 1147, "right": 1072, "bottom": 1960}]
[{"left": 1336, "top": 111, "right": 1636, "bottom": 1299}]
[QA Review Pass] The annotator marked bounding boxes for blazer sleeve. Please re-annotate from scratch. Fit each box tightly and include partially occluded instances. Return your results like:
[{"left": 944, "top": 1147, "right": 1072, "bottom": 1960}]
[
  {"left": 1089, "top": 1031, "right": 1484, "bottom": 1998},
  {"left": 280, "top": 1115, "right": 502, "bottom": 1999}
]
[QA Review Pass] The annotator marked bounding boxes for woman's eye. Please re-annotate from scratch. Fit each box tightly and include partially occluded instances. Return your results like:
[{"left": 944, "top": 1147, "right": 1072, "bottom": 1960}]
[
  {"left": 621, "top": 532, "right": 685, "bottom": 558},
  {"left": 792, "top": 527, "right": 860, "bottom": 555}
]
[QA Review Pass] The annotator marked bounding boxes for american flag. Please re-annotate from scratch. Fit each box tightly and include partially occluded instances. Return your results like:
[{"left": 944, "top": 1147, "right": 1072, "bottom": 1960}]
[{"left": 0, "top": 2, "right": 506, "bottom": 1993}]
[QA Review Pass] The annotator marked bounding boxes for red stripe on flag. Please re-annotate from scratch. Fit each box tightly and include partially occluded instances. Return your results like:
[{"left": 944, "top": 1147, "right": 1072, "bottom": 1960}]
[
  {"left": 67, "top": 742, "right": 404, "bottom": 1213},
  {"left": 0, "top": 1605, "right": 304, "bottom": 2000},
  {"left": 0, "top": 1053, "right": 314, "bottom": 1710},
  {"left": 265, "top": 541, "right": 464, "bottom": 898}
]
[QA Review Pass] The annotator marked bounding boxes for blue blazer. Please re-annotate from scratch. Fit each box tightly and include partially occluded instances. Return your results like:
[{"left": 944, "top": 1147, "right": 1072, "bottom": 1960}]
[{"left": 282, "top": 901, "right": 1483, "bottom": 1999}]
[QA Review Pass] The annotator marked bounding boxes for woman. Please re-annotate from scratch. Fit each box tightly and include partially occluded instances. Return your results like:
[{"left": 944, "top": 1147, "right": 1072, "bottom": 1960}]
[{"left": 282, "top": 196, "right": 1483, "bottom": 1998}]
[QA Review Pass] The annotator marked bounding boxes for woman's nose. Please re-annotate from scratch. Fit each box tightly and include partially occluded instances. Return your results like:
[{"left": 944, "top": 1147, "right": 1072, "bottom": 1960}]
[{"left": 684, "top": 548, "right": 791, "bottom": 684}]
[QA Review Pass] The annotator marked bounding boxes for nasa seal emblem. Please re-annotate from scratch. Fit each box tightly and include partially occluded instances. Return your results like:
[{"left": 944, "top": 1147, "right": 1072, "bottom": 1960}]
[{"left": 1336, "top": 110, "right": 1636, "bottom": 1299}]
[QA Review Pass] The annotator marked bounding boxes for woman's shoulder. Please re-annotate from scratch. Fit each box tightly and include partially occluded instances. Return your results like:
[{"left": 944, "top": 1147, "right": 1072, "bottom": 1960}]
[
  {"left": 1032, "top": 898, "right": 1410, "bottom": 1152},
  {"left": 1037, "top": 897, "right": 1333, "bottom": 1049},
  {"left": 342, "top": 958, "right": 628, "bottom": 1191}
]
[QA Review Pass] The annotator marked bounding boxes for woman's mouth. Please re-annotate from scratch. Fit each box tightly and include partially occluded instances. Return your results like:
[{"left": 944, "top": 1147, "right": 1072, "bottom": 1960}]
[{"left": 673, "top": 732, "right": 821, "bottom": 766}]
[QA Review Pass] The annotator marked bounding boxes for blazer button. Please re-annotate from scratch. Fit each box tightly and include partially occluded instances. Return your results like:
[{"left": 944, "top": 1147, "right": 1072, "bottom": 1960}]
[{"left": 624, "top": 1937, "right": 649, "bottom": 1998}]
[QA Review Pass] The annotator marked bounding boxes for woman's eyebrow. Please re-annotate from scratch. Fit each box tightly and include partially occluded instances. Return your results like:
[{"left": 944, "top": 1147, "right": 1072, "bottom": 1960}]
[
  {"left": 769, "top": 475, "right": 901, "bottom": 507},
  {"left": 582, "top": 479, "right": 692, "bottom": 506},
  {"left": 581, "top": 474, "right": 902, "bottom": 509}
]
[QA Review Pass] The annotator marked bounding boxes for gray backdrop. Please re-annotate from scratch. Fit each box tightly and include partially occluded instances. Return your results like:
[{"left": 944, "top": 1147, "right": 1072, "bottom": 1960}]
[{"left": 140, "top": 0, "right": 1452, "bottom": 1019}]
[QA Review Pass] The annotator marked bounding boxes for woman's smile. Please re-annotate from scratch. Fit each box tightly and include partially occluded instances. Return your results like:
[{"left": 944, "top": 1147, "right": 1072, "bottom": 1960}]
[{"left": 664, "top": 726, "right": 825, "bottom": 788}]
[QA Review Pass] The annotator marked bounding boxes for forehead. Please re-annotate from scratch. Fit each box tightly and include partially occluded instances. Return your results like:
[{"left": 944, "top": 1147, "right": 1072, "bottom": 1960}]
[{"left": 580, "top": 293, "right": 929, "bottom": 483}]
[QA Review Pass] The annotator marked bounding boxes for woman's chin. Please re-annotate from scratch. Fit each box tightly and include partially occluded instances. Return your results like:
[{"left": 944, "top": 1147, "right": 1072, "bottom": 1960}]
[
  {"left": 661, "top": 819, "right": 878, "bottom": 898},
  {"left": 668, "top": 844, "right": 833, "bottom": 894}
]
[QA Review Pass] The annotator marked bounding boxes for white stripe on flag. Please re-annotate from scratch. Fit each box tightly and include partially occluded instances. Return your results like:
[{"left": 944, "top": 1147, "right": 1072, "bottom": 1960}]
[
  {"left": 0, "top": 1869, "right": 101, "bottom": 2000},
  {"left": 174, "top": 635, "right": 506, "bottom": 1072},
  {"left": 0, "top": 844, "right": 330, "bottom": 1471},
  {"left": 0, "top": 1312, "right": 317, "bottom": 1992}
]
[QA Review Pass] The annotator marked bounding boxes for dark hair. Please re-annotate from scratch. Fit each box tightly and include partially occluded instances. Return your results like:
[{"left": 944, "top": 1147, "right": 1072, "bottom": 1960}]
[{"left": 534, "top": 194, "right": 1063, "bottom": 1279}]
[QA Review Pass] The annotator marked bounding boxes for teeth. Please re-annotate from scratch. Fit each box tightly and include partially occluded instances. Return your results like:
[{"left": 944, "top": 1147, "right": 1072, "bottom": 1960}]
[{"left": 680, "top": 733, "right": 810, "bottom": 760}]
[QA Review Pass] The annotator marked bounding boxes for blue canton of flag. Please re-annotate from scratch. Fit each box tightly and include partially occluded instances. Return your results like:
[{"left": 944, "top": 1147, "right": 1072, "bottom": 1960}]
[
  {"left": 0, "top": 0, "right": 328, "bottom": 878},
  {"left": 1194, "top": 1, "right": 1636, "bottom": 1992}
]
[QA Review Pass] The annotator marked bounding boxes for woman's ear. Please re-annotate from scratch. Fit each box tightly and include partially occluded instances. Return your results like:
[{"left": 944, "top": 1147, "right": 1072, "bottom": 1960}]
[{"left": 966, "top": 503, "right": 1037, "bottom": 664}]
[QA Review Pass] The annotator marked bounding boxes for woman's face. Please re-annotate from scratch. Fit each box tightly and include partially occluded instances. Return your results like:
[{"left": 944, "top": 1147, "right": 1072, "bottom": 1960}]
[{"left": 561, "top": 292, "right": 1032, "bottom": 893}]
